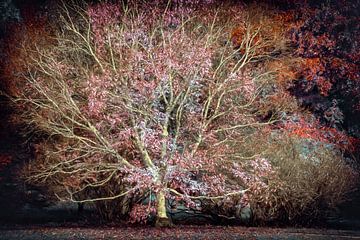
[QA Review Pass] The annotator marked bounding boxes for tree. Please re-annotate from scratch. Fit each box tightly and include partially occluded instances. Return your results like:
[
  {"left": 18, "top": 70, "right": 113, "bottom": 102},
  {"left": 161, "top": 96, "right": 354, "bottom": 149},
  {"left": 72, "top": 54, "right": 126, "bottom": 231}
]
[
  {"left": 10, "top": 1, "right": 356, "bottom": 226},
  {"left": 13, "top": 1, "right": 284, "bottom": 226}
]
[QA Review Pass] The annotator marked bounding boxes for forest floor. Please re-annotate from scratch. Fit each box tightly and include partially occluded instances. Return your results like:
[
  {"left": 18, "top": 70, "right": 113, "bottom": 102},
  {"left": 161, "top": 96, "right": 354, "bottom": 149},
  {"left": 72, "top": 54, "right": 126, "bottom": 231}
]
[{"left": 1, "top": 226, "right": 360, "bottom": 240}]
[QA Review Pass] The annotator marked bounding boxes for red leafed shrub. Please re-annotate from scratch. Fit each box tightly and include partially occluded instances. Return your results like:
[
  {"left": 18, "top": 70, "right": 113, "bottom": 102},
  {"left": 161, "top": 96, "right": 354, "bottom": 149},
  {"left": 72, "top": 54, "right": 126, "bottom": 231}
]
[
  {"left": 284, "top": 116, "right": 357, "bottom": 152},
  {"left": 299, "top": 58, "right": 328, "bottom": 95},
  {"left": 289, "top": 1, "right": 360, "bottom": 118}
]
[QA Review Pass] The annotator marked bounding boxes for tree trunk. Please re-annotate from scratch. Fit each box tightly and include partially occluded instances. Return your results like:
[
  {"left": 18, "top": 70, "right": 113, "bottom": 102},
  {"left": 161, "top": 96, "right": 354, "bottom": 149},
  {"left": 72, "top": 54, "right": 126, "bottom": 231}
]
[{"left": 155, "top": 190, "right": 172, "bottom": 227}]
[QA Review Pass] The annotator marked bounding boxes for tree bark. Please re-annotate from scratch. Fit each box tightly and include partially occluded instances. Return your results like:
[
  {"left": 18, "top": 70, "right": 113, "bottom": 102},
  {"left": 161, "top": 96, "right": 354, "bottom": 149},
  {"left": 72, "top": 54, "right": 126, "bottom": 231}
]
[{"left": 155, "top": 190, "right": 172, "bottom": 227}]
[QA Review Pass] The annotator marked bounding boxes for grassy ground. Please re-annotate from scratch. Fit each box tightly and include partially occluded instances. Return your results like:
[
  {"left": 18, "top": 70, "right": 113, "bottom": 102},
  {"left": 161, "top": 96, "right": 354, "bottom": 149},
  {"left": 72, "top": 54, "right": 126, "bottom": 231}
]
[{"left": 1, "top": 226, "right": 360, "bottom": 240}]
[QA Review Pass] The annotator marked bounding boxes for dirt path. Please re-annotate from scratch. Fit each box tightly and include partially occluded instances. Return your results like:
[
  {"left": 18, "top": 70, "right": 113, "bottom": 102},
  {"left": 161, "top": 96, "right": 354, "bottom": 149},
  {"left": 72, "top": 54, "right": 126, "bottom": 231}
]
[{"left": 1, "top": 226, "right": 360, "bottom": 240}]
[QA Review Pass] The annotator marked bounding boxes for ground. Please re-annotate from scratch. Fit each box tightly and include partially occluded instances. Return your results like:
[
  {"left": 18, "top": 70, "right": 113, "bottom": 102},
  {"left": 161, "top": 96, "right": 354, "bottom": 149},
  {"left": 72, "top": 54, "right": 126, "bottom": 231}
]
[{"left": 1, "top": 226, "right": 360, "bottom": 240}]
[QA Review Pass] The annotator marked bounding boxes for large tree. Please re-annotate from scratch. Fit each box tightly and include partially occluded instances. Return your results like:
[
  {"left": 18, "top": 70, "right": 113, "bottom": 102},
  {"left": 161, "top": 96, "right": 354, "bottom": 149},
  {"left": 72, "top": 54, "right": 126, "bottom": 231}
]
[{"left": 9, "top": 1, "right": 356, "bottom": 226}]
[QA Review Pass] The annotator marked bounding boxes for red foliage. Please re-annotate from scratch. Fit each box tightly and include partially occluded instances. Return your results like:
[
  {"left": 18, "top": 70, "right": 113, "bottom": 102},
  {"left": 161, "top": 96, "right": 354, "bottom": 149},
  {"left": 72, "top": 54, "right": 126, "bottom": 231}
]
[
  {"left": 87, "top": 2, "right": 122, "bottom": 56},
  {"left": 230, "top": 25, "right": 246, "bottom": 50},
  {"left": 289, "top": 1, "right": 360, "bottom": 103},
  {"left": 284, "top": 117, "right": 357, "bottom": 152},
  {"left": 298, "top": 58, "right": 332, "bottom": 96}
]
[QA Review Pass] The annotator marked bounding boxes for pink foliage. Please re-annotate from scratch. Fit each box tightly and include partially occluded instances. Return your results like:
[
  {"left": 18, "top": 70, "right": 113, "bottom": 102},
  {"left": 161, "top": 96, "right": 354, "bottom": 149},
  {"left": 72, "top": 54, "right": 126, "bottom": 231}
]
[
  {"left": 88, "top": 3, "right": 122, "bottom": 55},
  {"left": 72, "top": 2, "right": 275, "bottom": 222},
  {"left": 85, "top": 72, "right": 112, "bottom": 117}
]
